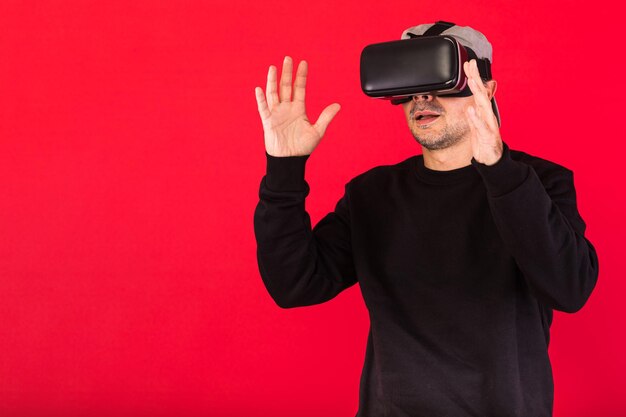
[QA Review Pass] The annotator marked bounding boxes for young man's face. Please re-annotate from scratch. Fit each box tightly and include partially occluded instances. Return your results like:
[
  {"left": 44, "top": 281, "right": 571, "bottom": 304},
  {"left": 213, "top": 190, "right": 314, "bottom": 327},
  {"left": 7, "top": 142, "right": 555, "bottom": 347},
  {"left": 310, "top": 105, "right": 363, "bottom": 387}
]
[{"left": 401, "top": 81, "right": 496, "bottom": 151}]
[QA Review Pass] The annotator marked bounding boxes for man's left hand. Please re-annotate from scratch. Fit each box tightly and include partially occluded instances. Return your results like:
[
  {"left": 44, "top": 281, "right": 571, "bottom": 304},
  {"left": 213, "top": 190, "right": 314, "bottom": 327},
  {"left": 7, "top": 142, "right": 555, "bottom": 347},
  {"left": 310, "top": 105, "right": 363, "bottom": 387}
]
[{"left": 464, "top": 59, "right": 503, "bottom": 166}]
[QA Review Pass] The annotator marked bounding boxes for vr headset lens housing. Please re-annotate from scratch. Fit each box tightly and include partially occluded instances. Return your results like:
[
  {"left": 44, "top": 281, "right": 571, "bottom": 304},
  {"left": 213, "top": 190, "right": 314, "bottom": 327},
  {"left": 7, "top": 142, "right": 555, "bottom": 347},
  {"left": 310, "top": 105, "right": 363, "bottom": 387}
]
[
  {"left": 360, "top": 35, "right": 472, "bottom": 102},
  {"left": 359, "top": 32, "right": 499, "bottom": 125}
]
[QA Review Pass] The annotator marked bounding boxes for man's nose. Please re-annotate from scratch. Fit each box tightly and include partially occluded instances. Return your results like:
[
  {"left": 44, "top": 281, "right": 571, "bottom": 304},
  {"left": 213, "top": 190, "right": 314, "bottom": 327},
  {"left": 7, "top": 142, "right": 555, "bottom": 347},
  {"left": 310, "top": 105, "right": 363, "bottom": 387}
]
[{"left": 412, "top": 94, "right": 434, "bottom": 102}]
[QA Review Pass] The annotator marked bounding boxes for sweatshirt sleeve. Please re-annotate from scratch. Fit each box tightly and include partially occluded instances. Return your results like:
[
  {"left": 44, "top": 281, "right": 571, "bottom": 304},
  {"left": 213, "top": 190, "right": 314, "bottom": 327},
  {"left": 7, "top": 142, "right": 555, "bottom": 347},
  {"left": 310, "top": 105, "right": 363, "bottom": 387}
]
[
  {"left": 471, "top": 142, "right": 599, "bottom": 313},
  {"left": 253, "top": 152, "right": 357, "bottom": 309}
]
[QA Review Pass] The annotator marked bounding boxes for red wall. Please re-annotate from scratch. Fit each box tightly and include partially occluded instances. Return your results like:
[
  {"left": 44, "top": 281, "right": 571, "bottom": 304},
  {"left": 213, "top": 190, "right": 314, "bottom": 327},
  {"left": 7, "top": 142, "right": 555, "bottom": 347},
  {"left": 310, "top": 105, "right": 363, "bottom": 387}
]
[{"left": 0, "top": 1, "right": 623, "bottom": 416}]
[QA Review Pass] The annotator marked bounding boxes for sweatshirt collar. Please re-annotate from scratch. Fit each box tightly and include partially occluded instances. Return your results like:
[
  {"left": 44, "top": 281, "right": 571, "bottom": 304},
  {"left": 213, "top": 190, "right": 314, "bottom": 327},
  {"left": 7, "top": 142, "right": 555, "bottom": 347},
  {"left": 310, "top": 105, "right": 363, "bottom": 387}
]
[{"left": 413, "top": 154, "right": 480, "bottom": 185}]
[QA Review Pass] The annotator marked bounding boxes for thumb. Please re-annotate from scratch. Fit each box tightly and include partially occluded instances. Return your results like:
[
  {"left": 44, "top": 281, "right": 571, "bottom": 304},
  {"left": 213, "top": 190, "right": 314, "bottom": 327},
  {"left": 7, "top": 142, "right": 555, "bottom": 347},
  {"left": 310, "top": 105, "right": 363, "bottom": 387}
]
[{"left": 313, "top": 103, "right": 341, "bottom": 138}]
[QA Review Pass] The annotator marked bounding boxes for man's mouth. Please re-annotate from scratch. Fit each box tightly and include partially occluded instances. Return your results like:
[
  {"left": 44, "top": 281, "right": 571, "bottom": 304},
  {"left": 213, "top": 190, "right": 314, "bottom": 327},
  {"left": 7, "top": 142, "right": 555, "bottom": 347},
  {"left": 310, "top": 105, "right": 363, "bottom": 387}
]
[{"left": 414, "top": 111, "right": 441, "bottom": 126}]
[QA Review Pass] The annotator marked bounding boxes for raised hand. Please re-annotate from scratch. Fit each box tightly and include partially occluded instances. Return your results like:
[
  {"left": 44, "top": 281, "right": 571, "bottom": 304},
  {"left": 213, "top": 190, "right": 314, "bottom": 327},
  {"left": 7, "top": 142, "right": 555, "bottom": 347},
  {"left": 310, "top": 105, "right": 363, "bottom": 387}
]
[
  {"left": 255, "top": 56, "right": 341, "bottom": 157},
  {"left": 464, "top": 59, "right": 502, "bottom": 166}
]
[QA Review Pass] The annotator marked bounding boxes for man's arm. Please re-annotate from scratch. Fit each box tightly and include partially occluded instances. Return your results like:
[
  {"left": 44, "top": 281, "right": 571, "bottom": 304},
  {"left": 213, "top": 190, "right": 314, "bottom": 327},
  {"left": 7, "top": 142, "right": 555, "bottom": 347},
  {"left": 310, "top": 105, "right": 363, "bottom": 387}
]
[
  {"left": 471, "top": 143, "right": 599, "bottom": 313},
  {"left": 253, "top": 56, "right": 355, "bottom": 308},
  {"left": 253, "top": 154, "right": 357, "bottom": 308},
  {"left": 463, "top": 59, "right": 598, "bottom": 313}
]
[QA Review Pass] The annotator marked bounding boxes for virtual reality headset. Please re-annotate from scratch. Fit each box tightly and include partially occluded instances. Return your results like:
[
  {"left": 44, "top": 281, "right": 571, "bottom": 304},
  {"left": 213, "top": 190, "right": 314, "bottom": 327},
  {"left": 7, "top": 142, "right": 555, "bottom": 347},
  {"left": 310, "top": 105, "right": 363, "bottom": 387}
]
[{"left": 359, "top": 21, "right": 500, "bottom": 126}]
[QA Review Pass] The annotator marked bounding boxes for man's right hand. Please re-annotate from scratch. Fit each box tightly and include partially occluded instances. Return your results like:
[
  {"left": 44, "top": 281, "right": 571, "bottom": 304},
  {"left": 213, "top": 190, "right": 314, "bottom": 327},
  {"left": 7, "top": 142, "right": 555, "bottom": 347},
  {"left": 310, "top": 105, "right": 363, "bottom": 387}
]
[{"left": 255, "top": 56, "right": 341, "bottom": 157}]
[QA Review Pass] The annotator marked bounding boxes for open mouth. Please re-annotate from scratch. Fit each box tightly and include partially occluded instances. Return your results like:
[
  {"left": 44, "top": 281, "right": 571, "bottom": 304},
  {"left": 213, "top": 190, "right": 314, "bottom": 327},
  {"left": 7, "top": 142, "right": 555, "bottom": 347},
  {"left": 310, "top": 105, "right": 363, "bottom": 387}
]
[{"left": 414, "top": 114, "right": 440, "bottom": 125}]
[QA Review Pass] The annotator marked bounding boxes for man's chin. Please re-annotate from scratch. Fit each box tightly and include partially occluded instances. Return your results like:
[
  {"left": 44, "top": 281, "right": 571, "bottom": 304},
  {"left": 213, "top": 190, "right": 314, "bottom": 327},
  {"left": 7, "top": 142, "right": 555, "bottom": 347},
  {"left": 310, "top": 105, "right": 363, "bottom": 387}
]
[
  {"left": 413, "top": 135, "right": 462, "bottom": 151},
  {"left": 414, "top": 137, "right": 447, "bottom": 151}
]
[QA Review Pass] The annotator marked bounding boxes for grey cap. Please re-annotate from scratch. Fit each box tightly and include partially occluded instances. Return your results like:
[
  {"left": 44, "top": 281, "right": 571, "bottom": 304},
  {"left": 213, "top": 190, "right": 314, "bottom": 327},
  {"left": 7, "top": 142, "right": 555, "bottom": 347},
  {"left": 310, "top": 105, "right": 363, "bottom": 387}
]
[{"left": 401, "top": 23, "right": 493, "bottom": 63}]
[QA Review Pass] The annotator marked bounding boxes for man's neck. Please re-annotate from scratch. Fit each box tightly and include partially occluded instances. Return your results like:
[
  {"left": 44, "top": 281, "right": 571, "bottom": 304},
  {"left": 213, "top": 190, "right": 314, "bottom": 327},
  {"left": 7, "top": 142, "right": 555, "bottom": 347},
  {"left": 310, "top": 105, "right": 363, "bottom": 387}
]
[{"left": 421, "top": 139, "right": 473, "bottom": 171}]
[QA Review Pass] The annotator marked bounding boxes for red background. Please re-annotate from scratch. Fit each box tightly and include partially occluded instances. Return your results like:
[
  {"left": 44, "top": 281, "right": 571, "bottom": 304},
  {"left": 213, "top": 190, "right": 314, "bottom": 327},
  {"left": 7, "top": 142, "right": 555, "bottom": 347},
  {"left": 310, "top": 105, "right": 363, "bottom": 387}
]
[{"left": 0, "top": 1, "right": 624, "bottom": 416}]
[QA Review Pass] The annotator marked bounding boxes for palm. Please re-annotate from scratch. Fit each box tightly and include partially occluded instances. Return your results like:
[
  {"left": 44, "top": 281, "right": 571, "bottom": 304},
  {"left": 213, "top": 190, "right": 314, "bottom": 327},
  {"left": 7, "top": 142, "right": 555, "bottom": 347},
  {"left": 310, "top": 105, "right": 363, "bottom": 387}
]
[
  {"left": 263, "top": 100, "right": 319, "bottom": 156},
  {"left": 255, "top": 57, "right": 340, "bottom": 157}
]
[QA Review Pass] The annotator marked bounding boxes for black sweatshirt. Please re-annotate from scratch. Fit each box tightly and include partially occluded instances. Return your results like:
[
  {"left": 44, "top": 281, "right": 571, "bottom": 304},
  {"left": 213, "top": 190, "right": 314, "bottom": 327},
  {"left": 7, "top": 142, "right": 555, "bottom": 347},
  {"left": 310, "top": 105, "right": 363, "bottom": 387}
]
[{"left": 253, "top": 142, "right": 599, "bottom": 417}]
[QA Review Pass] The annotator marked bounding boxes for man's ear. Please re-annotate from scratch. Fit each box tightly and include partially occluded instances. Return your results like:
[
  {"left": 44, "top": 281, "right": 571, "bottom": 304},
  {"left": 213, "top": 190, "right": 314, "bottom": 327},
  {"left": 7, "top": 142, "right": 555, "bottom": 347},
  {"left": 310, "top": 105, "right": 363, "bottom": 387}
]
[{"left": 485, "top": 80, "right": 498, "bottom": 100}]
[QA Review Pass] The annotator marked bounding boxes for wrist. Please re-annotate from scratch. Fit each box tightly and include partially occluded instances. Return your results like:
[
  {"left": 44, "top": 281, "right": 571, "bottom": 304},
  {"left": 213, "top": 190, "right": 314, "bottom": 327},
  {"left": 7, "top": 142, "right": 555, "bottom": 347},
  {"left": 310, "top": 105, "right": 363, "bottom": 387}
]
[
  {"left": 477, "top": 143, "right": 504, "bottom": 166},
  {"left": 265, "top": 152, "right": 310, "bottom": 191},
  {"left": 471, "top": 141, "right": 530, "bottom": 197}
]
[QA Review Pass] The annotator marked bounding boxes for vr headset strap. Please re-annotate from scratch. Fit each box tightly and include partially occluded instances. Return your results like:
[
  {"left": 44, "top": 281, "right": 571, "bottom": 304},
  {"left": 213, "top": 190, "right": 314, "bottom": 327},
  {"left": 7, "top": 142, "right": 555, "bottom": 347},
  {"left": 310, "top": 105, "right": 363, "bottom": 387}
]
[{"left": 422, "top": 20, "right": 456, "bottom": 36}]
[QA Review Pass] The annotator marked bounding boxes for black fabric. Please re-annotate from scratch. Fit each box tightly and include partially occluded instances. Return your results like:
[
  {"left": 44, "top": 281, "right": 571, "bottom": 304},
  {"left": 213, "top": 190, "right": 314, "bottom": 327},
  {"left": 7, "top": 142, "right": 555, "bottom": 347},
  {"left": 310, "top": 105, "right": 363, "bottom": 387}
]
[
  {"left": 422, "top": 20, "right": 456, "bottom": 36},
  {"left": 253, "top": 142, "right": 599, "bottom": 417}
]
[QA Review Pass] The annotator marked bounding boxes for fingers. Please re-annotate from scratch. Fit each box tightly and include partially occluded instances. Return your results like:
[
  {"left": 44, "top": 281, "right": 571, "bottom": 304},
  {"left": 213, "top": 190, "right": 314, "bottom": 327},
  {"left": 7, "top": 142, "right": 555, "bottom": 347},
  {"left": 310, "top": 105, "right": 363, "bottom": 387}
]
[
  {"left": 279, "top": 56, "right": 293, "bottom": 102},
  {"left": 293, "top": 60, "right": 308, "bottom": 102},
  {"left": 265, "top": 57, "right": 306, "bottom": 110},
  {"left": 464, "top": 60, "right": 498, "bottom": 130},
  {"left": 467, "top": 77, "right": 491, "bottom": 119},
  {"left": 266, "top": 65, "right": 279, "bottom": 112},
  {"left": 313, "top": 103, "right": 341, "bottom": 138},
  {"left": 464, "top": 61, "right": 489, "bottom": 104},
  {"left": 466, "top": 105, "right": 487, "bottom": 133},
  {"left": 464, "top": 60, "right": 487, "bottom": 93},
  {"left": 255, "top": 86, "right": 270, "bottom": 122}
]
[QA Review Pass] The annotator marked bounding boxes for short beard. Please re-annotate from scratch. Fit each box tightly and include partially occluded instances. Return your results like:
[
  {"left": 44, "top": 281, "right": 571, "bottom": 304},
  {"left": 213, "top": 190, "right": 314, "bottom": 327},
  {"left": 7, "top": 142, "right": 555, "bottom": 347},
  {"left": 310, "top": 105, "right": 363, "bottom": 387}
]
[{"left": 409, "top": 117, "right": 470, "bottom": 151}]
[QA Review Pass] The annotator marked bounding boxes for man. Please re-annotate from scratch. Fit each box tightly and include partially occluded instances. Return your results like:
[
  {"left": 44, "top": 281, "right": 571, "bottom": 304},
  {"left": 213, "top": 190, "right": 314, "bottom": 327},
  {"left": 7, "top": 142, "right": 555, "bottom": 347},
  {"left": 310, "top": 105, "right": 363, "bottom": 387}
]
[{"left": 253, "top": 22, "right": 599, "bottom": 417}]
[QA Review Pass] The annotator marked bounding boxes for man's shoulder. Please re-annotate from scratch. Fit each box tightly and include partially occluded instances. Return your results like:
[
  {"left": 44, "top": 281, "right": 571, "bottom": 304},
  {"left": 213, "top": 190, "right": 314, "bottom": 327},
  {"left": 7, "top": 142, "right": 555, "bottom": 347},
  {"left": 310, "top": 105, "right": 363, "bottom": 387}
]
[
  {"left": 509, "top": 147, "right": 575, "bottom": 190},
  {"left": 510, "top": 147, "right": 573, "bottom": 175}
]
